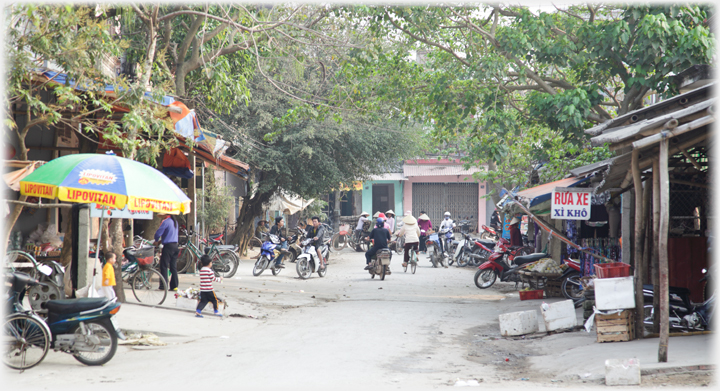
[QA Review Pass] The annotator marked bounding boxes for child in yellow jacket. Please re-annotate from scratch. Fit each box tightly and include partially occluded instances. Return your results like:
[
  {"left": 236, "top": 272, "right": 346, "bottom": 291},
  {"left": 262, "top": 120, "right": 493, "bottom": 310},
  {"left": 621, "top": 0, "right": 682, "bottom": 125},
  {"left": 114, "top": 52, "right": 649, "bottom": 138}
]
[{"left": 101, "top": 252, "right": 117, "bottom": 299}]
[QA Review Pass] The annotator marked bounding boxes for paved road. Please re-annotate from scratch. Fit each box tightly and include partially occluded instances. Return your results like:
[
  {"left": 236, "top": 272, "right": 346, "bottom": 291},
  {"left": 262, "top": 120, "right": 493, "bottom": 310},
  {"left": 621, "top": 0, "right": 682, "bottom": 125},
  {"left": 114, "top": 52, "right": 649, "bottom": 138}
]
[{"left": 6, "top": 248, "right": 714, "bottom": 390}]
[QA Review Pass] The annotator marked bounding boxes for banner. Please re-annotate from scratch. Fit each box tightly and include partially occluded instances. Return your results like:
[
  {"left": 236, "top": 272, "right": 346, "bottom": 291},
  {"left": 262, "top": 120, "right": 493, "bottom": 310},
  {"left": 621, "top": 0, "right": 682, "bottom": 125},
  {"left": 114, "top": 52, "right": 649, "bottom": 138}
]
[
  {"left": 90, "top": 203, "right": 153, "bottom": 220},
  {"left": 551, "top": 187, "right": 591, "bottom": 220}
]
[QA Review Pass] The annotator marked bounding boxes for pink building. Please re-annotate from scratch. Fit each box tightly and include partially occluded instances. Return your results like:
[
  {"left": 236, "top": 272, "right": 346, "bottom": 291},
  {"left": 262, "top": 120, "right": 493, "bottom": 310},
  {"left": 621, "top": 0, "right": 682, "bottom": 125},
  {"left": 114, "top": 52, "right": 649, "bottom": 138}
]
[{"left": 402, "top": 159, "right": 489, "bottom": 232}]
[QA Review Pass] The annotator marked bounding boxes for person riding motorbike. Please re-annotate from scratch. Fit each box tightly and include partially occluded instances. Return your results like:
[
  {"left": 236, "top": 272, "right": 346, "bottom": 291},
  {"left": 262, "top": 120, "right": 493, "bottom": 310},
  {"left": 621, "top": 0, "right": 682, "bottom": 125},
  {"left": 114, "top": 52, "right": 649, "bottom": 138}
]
[
  {"left": 364, "top": 218, "right": 392, "bottom": 271},
  {"left": 269, "top": 216, "right": 288, "bottom": 269},
  {"left": 355, "top": 211, "right": 370, "bottom": 242},
  {"left": 438, "top": 211, "right": 456, "bottom": 256},
  {"left": 490, "top": 209, "right": 501, "bottom": 231},
  {"left": 418, "top": 212, "right": 432, "bottom": 254},
  {"left": 395, "top": 213, "right": 420, "bottom": 268},
  {"left": 305, "top": 216, "right": 327, "bottom": 271}
]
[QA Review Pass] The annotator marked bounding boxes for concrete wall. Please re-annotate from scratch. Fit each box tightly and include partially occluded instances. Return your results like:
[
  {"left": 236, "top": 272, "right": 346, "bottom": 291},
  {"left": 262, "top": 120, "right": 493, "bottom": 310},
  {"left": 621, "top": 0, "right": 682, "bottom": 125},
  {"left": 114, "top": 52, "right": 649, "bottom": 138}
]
[
  {"left": 361, "top": 180, "right": 404, "bottom": 216},
  {"left": 403, "top": 175, "right": 487, "bottom": 227}
]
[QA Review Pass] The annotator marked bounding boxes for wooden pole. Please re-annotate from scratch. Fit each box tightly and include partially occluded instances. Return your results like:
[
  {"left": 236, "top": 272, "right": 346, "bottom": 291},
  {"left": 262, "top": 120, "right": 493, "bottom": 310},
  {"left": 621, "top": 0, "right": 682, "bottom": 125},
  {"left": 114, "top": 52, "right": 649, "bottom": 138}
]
[
  {"left": 658, "top": 138, "right": 670, "bottom": 362},
  {"left": 188, "top": 155, "right": 197, "bottom": 273},
  {"left": 632, "top": 149, "right": 645, "bottom": 339},
  {"left": 652, "top": 159, "right": 661, "bottom": 334},
  {"left": 642, "top": 175, "right": 653, "bottom": 329}
]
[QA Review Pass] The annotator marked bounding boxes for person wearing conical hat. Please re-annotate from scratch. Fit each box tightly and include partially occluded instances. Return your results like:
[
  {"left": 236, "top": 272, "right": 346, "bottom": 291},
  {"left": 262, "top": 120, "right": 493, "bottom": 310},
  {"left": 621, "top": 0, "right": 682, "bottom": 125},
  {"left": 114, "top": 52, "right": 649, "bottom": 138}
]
[
  {"left": 417, "top": 211, "right": 432, "bottom": 254},
  {"left": 385, "top": 210, "right": 396, "bottom": 232},
  {"left": 355, "top": 211, "right": 371, "bottom": 242},
  {"left": 509, "top": 215, "right": 522, "bottom": 247},
  {"left": 395, "top": 214, "right": 421, "bottom": 267}
]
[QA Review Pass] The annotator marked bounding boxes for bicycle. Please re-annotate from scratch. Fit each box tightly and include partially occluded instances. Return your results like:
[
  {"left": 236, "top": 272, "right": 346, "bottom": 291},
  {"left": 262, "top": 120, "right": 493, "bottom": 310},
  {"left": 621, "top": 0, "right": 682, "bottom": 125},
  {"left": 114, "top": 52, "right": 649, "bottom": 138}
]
[
  {"left": 122, "top": 247, "right": 168, "bottom": 305},
  {"left": 403, "top": 248, "right": 418, "bottom": 274},
  {"left": 176, "top": 229, "right": 238, "bottom": 278}
]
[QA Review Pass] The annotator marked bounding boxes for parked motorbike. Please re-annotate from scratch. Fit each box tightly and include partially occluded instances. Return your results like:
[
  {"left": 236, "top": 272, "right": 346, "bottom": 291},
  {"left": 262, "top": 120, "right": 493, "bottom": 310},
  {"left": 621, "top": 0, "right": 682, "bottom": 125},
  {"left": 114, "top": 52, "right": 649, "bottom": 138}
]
[
  {"left": 5, "top": 273, "right": 124, "bottom": 369},
  {"left": 479, "top": 224, "right": 500, "bottom": 241},
  {"left": 466, "top": 239, "right": 497, "bottom": 267},
  {"left": 474, "top": 245, "right": 547, "bottom": 289},
  {"left": 641, "top": 269, "right": 714, "bottom": 331},
  {"left": 560, "top": 258, "right": 583, "bottom": 300},
  {"left": 295, "top": 237, "right": 330, "bottom": 279}
]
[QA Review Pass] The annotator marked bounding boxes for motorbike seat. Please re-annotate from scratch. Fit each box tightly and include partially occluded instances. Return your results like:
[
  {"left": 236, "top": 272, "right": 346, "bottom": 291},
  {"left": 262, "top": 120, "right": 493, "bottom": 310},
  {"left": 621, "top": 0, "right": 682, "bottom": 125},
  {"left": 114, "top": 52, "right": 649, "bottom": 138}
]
[
  {"left": 477, "top": 239, "right": 495, "bottom": 249},
  {"left": 513, "top": 253, "right": 548, "bottom": 265},
  {"left": 46, "top": 298, "right": 111, "bottom": 314},
  {"left": 209, "top": 233, "right": 223, "bottom": 240},
  {"left": 215, "top": 245, "right": 238, "bottom": 251}
]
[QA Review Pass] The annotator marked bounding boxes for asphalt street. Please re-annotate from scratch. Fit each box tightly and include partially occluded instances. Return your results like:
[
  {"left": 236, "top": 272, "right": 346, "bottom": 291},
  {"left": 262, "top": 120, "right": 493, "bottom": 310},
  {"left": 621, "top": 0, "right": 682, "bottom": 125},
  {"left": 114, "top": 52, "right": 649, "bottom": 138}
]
[{"left": 4, "top": 247, "right": 714, "bottom": 390}]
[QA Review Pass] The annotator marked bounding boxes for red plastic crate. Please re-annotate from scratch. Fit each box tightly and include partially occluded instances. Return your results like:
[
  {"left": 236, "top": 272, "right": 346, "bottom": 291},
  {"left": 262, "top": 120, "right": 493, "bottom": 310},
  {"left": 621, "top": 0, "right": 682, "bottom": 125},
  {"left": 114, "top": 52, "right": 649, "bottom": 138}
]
[
  {"left": 519, "top": 289, "right": 544, "bottom": 300},
  {"left": 594, "top": 262, "right": 631, "bottom": 278}
]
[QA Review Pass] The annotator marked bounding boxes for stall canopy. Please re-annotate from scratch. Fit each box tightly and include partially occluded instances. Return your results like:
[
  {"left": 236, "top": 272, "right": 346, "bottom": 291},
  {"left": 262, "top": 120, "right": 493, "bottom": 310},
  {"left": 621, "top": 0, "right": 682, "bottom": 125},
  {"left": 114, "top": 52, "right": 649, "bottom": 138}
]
[
  {"left": 514, "top": 176, "right": 590, "bottom": 214},
  {"left": 3, "top": 161, "right": 46, "bottom": 191},
  {"left": 266, "top": 191, "right": 314, "bottom": 215}
]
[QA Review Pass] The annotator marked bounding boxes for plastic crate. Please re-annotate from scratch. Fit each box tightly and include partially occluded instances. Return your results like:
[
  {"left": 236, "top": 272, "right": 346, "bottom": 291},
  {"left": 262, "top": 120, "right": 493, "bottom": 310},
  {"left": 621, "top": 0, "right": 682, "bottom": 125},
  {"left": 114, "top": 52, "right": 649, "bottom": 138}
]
[
  {"left": 594, "top": 262, "right": 631, "bottom": 278},
  {"left": 519, "top": 289, "right": 544, "bottom": 300}
]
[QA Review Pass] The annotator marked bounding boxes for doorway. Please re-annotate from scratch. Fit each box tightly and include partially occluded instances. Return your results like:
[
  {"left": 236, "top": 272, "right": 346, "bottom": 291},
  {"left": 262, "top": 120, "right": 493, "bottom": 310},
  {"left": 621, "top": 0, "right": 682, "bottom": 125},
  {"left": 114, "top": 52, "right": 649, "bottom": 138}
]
[{"left": 372, "top": 184, "right": 394, "bottom": 215}]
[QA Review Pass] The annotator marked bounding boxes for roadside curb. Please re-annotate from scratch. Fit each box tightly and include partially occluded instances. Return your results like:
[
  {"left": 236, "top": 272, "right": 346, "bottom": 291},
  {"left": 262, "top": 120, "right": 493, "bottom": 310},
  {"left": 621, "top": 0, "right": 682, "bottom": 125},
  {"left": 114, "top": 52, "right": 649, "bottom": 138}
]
[{"left": 641, "top": 364, "right": 715, "bottom": 376}]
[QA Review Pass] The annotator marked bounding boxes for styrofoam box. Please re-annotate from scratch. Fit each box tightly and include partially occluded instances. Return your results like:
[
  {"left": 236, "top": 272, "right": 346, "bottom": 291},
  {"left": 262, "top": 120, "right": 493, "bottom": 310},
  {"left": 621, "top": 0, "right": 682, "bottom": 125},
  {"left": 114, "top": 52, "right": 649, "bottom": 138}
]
[
  {"left": 595, "top": 276, "right": 636, "bottom": 310},
  {"left": 499, "top": 310, "right": 539, "bottom": 336},
  {"left": 541, "top": 299, "right": 577, "bottom": 331},
  {"left": 176, "top": 297, "right": 198, "bottom": 310},
  {"left": 605, "top": 358, "right": 640, "bottom": 386}
]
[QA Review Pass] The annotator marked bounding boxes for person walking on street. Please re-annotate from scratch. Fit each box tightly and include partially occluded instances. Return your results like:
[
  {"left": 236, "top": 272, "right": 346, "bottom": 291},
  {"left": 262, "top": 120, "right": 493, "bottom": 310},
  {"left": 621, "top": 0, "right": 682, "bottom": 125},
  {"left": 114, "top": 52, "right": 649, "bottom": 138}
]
[
  {"left": 418, "top": 212, "right": 432, "bottom": 254},
  {"left": 395, "top": 214, "right": 420, "bottom": 268},
  {"left": 100, "top": 252, "right": 117, "bottom": 299},
  {"left": 196, "top": 255, "right": 223, "bottom": 318},
  {"left": 154, "top": 214, "right": 179, "bottom": 291},
  {"left": 364, "top": 218, "right": 392, "bottom": 270},
  {"left": 385, "top": 210, "right": 396, "bottom": 232},
  {"left": 269, "top": 216, "right": 288, "bottom": 269}
]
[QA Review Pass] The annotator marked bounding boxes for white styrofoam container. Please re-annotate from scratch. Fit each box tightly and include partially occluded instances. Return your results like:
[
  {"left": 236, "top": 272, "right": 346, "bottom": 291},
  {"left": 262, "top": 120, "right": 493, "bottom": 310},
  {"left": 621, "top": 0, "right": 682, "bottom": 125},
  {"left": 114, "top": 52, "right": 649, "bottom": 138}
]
[
  {"left": 595, "top": 276, "right": 636, "bottom": 310},
  {"left": 541, "top": 299, "right": 577, "bottom": 331},
  {"left": 499, "top": 310, "right": 539, "bottom": 336},
  {"left": 605, "top": 358, "right": 641, "bottom": 386},
  {"left": 176, "top": 297, "right": 198, "bottom": 310}
]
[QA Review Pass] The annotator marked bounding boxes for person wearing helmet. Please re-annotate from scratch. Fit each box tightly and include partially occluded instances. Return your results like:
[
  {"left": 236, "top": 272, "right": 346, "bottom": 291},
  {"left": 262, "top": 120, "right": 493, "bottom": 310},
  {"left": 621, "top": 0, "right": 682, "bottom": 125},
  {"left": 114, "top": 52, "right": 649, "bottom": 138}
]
[
  {"left": 417, "top": 211, "right": 432, "bottom": 253},
  {"left": 269, "top": 216, "right": 288, "bottom": 269},
  {"left": 438, "top": 211, "right": 456, "bottom": 258},
  {"left": 364, "top": 217, "right": 392, "bottom": 271}
]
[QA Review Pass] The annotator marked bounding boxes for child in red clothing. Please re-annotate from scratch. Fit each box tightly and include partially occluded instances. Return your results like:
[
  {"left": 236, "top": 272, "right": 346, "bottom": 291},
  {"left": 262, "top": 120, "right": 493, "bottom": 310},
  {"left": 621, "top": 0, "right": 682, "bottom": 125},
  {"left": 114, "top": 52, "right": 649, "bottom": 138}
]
[{"left": 196, "top": 255, "right": 223, "bottom": 318}]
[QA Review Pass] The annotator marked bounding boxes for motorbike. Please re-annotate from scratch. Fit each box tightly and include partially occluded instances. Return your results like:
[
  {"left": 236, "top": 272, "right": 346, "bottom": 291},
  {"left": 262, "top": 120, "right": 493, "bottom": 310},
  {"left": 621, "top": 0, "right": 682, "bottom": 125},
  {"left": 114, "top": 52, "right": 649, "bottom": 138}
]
[
  {"left": 438, "top": 226, "right": 456, "bottom": 264},
  {"left": 474, "top": 243, "right": 547, "bottom": 289},
  {"left": 295, "top": 237, "right": 330, "bottom": 279},
  {"left": 479, "top": 224, "right": 500, "bottom": 241},
  {"left": 368, "top": 246, "right": 393, "bottom": 280},
  {"left": 560, "top": 258, "right": 583, "bottom": 300},
  {"left": 425, "top": 232, "right": 446, "bottom": 268},
  {"left": 465, "top": 239, "right": 497, "bottom": 267},
  {"left": 253, "top": 234, "right": 294, "bottom": 276},
  {"left": 641, "top": 268, "right": 714, "bottom": 331},
  {"left": 451, "top": 218, "right": 474, "bottom": 267},
  {"left": 5, "top": 272, "right": 124, "bottom": 369}
]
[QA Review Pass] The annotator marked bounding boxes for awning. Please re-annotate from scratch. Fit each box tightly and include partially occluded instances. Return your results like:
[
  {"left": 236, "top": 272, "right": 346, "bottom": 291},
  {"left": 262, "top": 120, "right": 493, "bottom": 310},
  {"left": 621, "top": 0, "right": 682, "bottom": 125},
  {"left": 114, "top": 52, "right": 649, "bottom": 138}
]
[
  {"left": 3, "top": 160, "right": 46, "bottom": 191},
  {"left": 516, "top": 176, "right": 591, "bottom": 209},
  {"left": 266, "top": 191, "right": 314, "bottom": 215},
  {"left": 403, "top": 164, "right": 481, "bottom": 177},
  {"left": 368, "top": 173, "right": 406, "bottom": 181}
]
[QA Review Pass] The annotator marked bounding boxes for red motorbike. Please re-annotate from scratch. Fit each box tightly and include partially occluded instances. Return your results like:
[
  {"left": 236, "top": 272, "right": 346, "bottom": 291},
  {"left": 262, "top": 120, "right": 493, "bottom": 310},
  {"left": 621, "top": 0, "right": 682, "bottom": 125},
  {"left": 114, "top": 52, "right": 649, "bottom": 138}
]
[
  {"left": 560, "top": 258, "right": 583, "bottom": 300},
  {"left": 474, "top": 238, "right": 544, "bottom": 289},
  {"left": 479, "top": 225, "right": 500, "bottom": 241}
]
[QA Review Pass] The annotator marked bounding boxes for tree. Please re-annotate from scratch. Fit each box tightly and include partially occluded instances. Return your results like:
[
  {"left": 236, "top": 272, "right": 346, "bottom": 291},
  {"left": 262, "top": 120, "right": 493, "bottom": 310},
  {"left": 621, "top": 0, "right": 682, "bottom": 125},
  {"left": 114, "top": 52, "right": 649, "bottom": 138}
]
[
  {"left": 205, "top": 73, "right": 419, "bottom": 253},
  {"left": 334, "top": 4, "right": 714, "bottom": 199},
  {"left": 197, "top": 167, "right": 236, "bottom": 233}
]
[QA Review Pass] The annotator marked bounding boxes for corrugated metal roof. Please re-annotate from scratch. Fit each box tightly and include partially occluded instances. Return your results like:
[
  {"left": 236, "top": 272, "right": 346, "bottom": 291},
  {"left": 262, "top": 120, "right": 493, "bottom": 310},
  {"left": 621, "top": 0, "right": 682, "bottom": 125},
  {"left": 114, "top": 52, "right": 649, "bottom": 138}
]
[
  {"left": 568, "top": 158, "right": 614, "bottom": 178},
  {"left": 368, "top": 173, "right": 406, "bottom": 181},
  {"left": 585, "top": 82, "right": 715, "bottom": 136},
  {"left": 590, "top": 98, "right": 715, "bottom": 146},
  {"left": 403, "top": 164, "right": 481, "bottom": 177},
  {"left": 516, "top": 177, "right": 591, "bottom": 207},
  {"left": 594, "top": 153, "right": 633, "bottom": 194}
]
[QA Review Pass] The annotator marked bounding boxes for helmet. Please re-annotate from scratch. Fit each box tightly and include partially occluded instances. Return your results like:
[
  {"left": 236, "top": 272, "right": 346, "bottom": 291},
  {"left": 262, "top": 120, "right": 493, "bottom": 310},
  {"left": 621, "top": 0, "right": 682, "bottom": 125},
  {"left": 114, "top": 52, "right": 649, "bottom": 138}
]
[
  {"left": 376, "top": 217, "right": 384, "bottom": 225},
  {"left": 444, "top": 211, "right": 451, "bottom": 217}
]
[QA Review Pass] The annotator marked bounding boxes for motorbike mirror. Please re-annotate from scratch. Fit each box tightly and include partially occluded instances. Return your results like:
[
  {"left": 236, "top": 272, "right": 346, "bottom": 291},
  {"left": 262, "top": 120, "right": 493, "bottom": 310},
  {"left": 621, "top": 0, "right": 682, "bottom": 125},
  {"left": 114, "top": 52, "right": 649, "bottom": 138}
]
[
  {"left": 702, "top": 268, "right": 707, "bottom": 274},
  {"left": 37, "top": 264, "right": 53, "bottom": 276}
]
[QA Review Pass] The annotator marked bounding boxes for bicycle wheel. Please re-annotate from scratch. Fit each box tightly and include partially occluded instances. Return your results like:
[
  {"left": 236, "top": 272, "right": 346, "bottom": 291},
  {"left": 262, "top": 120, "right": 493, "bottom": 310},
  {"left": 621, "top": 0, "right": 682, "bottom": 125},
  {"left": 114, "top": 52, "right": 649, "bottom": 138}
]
[
  {"left": 331, "top": 234, "right": 346, "bottom": 251},
  {"left": 213, "top": 251, "right": 238, "bottom": 278},
  {"left": 3, "top": 314, "right": 50, "bottom": 370},
  {"left": 6, "top": 251, "right": 39, "bottom": 280},
  {"left": 411, "top": 259, "right": 417, "bottom": 274},
  {"left": 176, "top": 247, "right": 194, "bottom": 274},
  {"left": 131, "top": 268, "right": 168, "bottom": 305}
]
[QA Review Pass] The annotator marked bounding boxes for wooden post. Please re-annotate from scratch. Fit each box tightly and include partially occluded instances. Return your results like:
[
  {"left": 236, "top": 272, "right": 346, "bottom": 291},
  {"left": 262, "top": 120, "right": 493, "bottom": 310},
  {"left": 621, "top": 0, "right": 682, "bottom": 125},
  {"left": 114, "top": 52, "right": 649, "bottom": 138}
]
[
  {"left": 632, "top": 149, "right": 645, "bottom": 339},
  {"left": 652, "top": 159, "right": 661, "bottom": 334},
  {"left": 658, "top": 139, "right": 670, "bottom": 362},
  {"left": 642, "top": 174, "right": 653, "bottom": 327},
  {"left": 187, "top": 155, "right": 197, "bottom": 274}
]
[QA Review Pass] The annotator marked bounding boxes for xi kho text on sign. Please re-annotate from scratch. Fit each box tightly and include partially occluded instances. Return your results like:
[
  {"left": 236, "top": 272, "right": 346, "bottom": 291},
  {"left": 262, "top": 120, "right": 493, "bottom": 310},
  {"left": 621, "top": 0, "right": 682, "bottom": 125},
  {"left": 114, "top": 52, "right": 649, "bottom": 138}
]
[{"left": 551, "top": 187, "right": 592, "bottom": 220}]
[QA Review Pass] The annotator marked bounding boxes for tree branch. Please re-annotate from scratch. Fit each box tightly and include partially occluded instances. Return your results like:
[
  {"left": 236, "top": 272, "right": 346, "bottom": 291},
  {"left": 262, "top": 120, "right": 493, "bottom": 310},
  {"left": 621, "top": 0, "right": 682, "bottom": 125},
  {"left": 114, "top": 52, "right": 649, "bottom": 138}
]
[{"left": 385, "top": 11, "right": 470, "bottom": 67}]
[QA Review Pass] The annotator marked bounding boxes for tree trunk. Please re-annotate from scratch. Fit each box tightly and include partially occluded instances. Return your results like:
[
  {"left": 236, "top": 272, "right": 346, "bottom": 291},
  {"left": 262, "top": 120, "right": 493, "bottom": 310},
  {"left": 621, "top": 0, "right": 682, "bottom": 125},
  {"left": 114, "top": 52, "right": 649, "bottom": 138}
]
[
  {"left": 230, "top": 191, "right": 274, "bottom": 256},
  {"left": 485, "top": 161, "right": 505, "bottom": 205},
  {"left": 109, "top": 218, "right": 126, "bottom": 302}
]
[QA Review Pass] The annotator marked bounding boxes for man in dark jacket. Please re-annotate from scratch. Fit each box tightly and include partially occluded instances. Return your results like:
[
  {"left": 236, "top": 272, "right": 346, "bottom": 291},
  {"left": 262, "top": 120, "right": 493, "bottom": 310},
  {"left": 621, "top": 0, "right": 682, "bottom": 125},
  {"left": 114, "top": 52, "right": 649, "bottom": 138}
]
[
  {"left": 269, "top": 216, "right": 288, "bottom": 269},
  {"left": 305, "top": 216, "right": 326, "bottom": 270},
  {"left": 364, "top": 218, "right": 391, "bottom": 270}
]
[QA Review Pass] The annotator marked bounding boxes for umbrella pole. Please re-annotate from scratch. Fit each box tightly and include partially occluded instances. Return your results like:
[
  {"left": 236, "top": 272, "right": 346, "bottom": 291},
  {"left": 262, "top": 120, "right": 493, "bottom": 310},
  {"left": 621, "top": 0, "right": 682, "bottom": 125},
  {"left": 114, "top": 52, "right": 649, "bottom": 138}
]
[{"left": 89, "top": 209, "right": 104, "bottom": 297}]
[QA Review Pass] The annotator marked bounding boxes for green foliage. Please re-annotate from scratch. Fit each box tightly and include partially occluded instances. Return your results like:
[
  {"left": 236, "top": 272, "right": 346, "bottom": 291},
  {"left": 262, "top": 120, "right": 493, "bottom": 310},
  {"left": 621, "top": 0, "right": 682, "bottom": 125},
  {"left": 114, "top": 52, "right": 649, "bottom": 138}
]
[
  {"left": 297, "top": 199, "right": 329, "bottom": 222},
  {"left": 197, "top": 167, "right": 236, "bottom": 232}
]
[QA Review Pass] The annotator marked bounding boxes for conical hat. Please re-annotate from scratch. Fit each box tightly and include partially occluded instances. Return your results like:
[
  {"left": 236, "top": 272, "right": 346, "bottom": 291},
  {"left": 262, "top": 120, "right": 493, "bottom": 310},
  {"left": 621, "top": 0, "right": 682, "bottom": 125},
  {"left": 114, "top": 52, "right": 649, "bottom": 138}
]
[
  {"left": 361, "top": 211, "right": 369, "bottom": 216},
  {"left": 510, "top": 217, "right": 520, "bottom": 225},
  {"left": 418, "top": 213, "right": 430, "bottom": 220},
  {"left": 373, "top": 211, "right": 380, "bottom": 218},
  {"left": 403, "top": 215, "right": 417, "bottom": 225},
  {"left": 385, "top": 209, "right": 395, "bottom": 215}
]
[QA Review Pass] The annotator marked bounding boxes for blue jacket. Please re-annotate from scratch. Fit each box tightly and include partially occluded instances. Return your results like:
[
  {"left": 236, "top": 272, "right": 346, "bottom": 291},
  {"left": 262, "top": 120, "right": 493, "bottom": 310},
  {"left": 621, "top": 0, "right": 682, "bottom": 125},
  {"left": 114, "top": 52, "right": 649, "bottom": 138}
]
[{"left": 154, "top": 217, "right": 179, "bottom": 244}]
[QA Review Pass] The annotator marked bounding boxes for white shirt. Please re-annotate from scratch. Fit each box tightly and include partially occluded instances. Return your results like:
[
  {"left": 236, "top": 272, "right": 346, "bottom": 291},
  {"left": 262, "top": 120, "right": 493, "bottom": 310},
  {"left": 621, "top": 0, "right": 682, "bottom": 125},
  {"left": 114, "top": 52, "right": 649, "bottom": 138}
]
[{"left": 439, "top": 218, "right": 455, "bottom": 232}]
